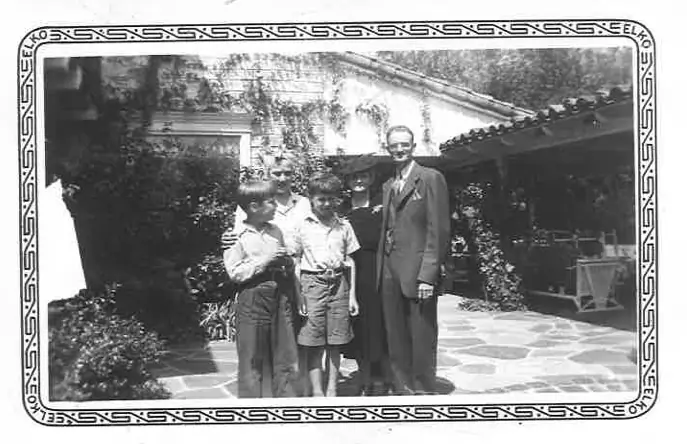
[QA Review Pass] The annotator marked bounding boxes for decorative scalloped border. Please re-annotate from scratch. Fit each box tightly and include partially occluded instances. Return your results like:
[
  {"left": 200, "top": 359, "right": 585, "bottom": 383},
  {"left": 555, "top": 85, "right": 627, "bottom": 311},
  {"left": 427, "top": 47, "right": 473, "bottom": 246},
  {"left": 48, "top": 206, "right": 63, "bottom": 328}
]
[{"left": 18, "top": 19, "right": 657, "bottom": 426}]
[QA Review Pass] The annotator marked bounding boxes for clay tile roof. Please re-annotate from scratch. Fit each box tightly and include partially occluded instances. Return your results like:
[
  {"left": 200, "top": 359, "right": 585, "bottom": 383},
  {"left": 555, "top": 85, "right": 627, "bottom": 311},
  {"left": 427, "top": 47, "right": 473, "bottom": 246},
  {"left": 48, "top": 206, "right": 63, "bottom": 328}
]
[
  {"left": 439, "top": 84, "right": 633, "bottom": 153},
  {"left": 335, "top": 52, "right": 534, "bottom": 120}
]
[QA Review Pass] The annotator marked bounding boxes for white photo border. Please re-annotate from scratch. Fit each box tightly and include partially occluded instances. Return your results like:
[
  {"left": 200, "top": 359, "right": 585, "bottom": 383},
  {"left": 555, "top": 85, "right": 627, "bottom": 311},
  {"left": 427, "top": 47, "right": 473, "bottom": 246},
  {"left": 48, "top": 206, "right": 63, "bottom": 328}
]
[{"left": 18, "top": 19, "right": 657, "bottom": 426}]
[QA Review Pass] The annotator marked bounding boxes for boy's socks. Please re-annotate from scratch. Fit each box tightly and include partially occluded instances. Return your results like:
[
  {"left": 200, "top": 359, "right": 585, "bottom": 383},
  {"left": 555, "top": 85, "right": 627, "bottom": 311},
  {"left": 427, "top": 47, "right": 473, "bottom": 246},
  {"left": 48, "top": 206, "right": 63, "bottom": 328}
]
[{"left": 325, "top": 348, "right": 340, "bottom": 397}]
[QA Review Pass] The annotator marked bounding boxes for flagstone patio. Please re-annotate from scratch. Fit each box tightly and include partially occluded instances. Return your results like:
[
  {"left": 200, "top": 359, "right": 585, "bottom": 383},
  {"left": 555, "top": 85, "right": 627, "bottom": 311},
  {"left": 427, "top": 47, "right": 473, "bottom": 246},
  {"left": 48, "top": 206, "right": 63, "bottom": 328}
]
[{"left": 151, "top": 294, "right": 638, "bottom": 399}]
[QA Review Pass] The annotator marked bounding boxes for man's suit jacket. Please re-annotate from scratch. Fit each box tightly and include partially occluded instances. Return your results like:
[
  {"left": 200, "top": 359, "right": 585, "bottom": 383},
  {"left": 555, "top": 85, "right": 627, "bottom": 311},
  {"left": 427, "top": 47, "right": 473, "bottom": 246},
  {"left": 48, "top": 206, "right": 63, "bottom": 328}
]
[{"left": 376, "top": 163, "right": 451, "bottom": 299}]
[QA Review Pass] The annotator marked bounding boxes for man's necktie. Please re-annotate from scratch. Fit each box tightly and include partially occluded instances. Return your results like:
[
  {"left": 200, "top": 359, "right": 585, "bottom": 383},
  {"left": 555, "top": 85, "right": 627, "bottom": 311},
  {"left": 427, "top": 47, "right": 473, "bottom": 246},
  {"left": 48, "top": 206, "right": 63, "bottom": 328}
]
[
  {"left": 394, "top": 175, "right": 403, "bottom": 195},
  {"left": 384, "top": 178, "right": 399, "bottom": 255}
]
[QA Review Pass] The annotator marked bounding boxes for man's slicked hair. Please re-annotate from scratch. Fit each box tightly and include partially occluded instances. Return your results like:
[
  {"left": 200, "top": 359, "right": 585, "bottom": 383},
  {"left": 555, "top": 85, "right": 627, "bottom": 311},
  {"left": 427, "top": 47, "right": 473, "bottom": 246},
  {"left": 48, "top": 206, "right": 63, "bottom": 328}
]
[{"left": 386, "top": 125, "right": 415, "bottom": 145}]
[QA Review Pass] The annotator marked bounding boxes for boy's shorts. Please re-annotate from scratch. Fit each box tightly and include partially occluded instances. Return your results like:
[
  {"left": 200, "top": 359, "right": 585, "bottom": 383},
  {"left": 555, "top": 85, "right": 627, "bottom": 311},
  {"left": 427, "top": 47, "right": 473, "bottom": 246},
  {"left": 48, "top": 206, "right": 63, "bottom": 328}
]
[{"left": 297, "top": 271, "right": 353, "bottom": 347}]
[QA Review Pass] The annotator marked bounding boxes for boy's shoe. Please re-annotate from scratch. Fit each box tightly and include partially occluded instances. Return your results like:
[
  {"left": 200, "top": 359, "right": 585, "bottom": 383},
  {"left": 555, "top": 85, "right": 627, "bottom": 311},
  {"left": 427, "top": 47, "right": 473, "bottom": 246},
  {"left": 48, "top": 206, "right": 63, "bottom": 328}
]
[
  {"left": 388, "top": 384, "right": 414, "bottom": 396},
  {"left": 383, "top": 383, "right": 395, "bottom": 396},
  {"left": 413, "top": 389, "right": 437, "bottom": 396},
  {"left": 366, "top": 382, "right": 387, "bottom": 396}
]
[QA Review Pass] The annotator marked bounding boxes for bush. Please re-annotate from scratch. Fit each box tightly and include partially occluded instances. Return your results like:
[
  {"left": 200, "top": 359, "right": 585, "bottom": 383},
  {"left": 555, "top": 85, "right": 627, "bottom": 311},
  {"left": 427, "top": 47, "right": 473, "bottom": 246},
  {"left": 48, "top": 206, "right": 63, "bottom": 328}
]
[
  {"left": 186, "top": 252, "right": 238, "bottom": 341},
  {"left": 457, "top": 298, "right": 501, "bottom": 312},
  {"left": 453, "top": 183, "right": 527, "bottom": 311},
  {"left": 64, "top": 138, "right": 239, "bottom": 344},
  {"left": 114, "top": 273, "right": 207, "bottom": 345},
  {"left": 48, "top": 284, "right": 170, "bottom": 401}
]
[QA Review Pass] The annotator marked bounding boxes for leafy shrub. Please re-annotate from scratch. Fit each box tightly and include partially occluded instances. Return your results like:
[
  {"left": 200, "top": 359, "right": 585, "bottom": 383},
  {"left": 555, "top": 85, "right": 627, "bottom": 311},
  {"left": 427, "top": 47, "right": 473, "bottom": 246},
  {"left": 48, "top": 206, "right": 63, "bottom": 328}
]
[
  {"left": 186, "top": 252, "right": 237, "bottom": 341},
  {"left": 453, "top": 183, "right": 527, "bottom": 311},
  {"left": 49, "top": 284, "right": 170, "bottom": 401},
  {"left": 113, "top": 271, "right": 206, "bottom": 345},
  {"left": 457, "top": 298, "right": 501, "bottom": 312},
  {"left": 65, "top": 138, "right": 239, "bottom": 344}
]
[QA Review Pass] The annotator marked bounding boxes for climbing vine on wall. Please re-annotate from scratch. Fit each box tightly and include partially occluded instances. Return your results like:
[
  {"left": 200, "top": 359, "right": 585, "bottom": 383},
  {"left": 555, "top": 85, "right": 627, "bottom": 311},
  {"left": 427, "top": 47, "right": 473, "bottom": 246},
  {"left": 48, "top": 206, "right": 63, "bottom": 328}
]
[
  {"left": 156, "top": 53, "right": 395, "bottom": 193},
  {"left": 160, "top": 53, "right": 398, "bottom": 191},
  {"left": 328, "top": 80, "right": 350, "bottom": 137},
  {"left": 237, "top": 73, "right": 332, "bottom": 193},
  {"left": 420, "top": 89, "right": 433, "bottom": 144},
  {"left": 355, "top": 100, "right": 390, "bottom": 145}
]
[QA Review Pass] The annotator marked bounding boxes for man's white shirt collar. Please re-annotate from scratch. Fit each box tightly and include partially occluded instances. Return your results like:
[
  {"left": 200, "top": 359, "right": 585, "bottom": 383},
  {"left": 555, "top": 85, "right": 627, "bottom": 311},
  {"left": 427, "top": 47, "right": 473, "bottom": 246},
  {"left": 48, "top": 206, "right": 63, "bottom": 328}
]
[
  {"left": 276, "top": 192, "right": 301, "bottom": 210},
  {"left": 396, "top": 160, "right": 416, "bottom": 181}
]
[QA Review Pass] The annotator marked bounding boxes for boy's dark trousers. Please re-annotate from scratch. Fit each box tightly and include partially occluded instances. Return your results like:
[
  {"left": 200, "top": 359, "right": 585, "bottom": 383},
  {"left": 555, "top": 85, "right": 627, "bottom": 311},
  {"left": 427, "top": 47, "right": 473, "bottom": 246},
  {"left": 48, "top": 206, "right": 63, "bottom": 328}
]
[{"left": 235, "top": 274, "right": 299, "bottom": 398}]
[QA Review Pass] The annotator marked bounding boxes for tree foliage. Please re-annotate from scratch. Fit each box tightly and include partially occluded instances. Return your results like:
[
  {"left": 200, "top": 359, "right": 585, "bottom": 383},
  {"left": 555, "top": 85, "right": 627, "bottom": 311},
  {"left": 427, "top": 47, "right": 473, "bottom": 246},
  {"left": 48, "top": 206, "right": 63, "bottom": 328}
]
[
  {"left": 60, "top": 57, "right": 241, "bottom": 344},
  {"left": 375, "top": 48, "right": 632, "bottom": 110}
]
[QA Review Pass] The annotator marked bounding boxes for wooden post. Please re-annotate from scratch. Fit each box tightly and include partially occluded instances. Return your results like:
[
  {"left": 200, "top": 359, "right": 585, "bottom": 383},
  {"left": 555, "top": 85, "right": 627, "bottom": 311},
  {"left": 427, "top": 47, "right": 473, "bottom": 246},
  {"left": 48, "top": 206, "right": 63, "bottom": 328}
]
[
  {"left": 494, "top": 156, "right": 511, "bottom": 251},
  {"left": 527, "top": 175, "right": 537, "bottom": 233}
]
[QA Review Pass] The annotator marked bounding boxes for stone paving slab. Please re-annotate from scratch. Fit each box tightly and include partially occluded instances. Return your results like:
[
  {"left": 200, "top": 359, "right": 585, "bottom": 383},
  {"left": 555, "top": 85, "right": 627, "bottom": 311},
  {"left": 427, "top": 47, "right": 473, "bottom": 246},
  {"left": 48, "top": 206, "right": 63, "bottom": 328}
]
[{"left": 152, "top": 294, "right": 638, "bottom": 399}]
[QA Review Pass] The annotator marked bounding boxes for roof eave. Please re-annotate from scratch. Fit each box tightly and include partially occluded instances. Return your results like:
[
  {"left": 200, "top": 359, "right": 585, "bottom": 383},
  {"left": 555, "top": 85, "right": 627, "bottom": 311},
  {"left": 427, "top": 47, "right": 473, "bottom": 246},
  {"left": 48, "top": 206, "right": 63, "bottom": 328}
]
[
  {"left": 440, "top": 86, "right": 634, "bottom": 154},
  {"left": 335, "top": 52, "right": 534, "bottom": 120},
  {"left": 439, "top": 98, "right": 634, "bottom": 169}
]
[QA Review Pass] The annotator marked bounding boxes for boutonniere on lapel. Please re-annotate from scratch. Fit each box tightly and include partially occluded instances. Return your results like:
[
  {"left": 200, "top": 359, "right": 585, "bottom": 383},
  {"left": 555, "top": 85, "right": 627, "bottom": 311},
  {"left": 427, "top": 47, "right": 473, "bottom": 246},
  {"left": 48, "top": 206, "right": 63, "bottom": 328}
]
[
  {"left": 411, "top": 190, "right": 423, "bottom": 201},
  {"left": 371, "top": 204, "right": 383, "bottom": 214}
]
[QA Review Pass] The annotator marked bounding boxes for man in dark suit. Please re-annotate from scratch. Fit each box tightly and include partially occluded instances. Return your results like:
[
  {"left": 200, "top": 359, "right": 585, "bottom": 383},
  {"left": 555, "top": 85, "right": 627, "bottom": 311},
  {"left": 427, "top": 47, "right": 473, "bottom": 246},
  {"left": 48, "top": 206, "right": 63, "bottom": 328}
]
[{"left": 377, "top": 125, "right": 450, "bottom": 395}]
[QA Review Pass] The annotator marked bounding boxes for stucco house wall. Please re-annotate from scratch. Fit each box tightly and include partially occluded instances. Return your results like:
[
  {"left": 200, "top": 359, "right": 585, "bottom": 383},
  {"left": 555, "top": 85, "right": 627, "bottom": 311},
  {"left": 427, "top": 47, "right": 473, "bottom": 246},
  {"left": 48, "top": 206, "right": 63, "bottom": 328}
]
[
  {"left": 326, "top": 70, "right": 510, "bottom": 156},
  {"left": 100, "top": 53, "right": 531, "bottom": 166}
]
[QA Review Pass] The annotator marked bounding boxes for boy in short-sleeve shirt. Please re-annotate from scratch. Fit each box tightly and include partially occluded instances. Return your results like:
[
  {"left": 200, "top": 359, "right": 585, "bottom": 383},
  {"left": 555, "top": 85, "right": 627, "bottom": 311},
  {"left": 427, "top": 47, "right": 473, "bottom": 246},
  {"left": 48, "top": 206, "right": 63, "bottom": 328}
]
[{"left": 291, "top": 173, "right": 360, "bottom": 397}]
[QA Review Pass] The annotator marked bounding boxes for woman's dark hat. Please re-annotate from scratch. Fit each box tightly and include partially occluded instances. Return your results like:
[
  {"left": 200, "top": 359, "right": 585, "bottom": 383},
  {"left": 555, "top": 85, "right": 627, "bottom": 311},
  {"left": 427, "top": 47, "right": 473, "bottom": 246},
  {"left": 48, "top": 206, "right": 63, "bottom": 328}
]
[{"left": 337, "top": 154, "right": 379, "bottom": 175}]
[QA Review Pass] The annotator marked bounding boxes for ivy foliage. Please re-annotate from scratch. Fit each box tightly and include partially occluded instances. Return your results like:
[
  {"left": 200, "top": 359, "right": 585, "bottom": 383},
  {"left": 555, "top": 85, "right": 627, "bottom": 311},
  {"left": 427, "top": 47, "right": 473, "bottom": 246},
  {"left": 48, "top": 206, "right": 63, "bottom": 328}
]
[
  {"left": 150, "top": 53, "right": 391, "bottom": 193},
  {"left": 453, "top": 183, "right": 527, "bottom": 312},
  {"left": 448, "top": 163, "right": 634, "bottom": 312}
]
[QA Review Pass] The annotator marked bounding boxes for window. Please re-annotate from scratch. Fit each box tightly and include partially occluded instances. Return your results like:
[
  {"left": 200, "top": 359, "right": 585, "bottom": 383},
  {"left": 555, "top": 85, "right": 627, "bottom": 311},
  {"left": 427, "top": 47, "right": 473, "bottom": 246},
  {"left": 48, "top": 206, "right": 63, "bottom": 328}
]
[
  {"left": 146, "top": 112, "right": 252, "bottom": 164},
  {"left": 148, "top": 135, "right": 241, "bottom": 156}
]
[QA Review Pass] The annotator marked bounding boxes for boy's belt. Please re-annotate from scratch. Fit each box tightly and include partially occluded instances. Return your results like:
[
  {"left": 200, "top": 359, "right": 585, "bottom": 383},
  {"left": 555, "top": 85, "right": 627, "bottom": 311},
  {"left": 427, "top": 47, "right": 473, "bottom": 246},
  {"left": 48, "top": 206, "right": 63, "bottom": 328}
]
[{"left": 301, "top": 267, "right": 345, "bottom": 280}]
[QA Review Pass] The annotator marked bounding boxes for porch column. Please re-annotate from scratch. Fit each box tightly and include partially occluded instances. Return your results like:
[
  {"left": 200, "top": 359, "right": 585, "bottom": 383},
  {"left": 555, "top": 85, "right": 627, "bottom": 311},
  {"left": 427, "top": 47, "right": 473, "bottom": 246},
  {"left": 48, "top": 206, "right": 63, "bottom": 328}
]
[{"left": 494, "top": 156, "right": 512, "bottom": 251}]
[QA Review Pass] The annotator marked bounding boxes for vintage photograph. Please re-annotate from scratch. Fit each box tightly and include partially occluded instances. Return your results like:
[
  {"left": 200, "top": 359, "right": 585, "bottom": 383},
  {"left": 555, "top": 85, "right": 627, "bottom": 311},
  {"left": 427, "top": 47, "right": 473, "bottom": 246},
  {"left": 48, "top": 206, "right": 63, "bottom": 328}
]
[{"left": 43, "top": 47, "right": 638, "bottom": 401}]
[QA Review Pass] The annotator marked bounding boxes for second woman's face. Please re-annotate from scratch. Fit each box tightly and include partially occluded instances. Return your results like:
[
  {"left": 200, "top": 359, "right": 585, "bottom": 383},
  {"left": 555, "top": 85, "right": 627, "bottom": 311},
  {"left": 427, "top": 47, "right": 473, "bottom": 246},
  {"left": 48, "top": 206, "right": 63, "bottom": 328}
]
[{"left": 347, "top": 170, "right": 374, "bottom": 193}]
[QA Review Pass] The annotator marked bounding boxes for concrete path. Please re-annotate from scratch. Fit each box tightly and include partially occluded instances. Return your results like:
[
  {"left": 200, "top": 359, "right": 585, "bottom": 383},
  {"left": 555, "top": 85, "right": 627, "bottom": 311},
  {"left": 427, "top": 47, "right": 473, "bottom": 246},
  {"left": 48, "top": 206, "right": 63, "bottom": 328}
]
[{"left": 152, "top": 294, "right": 637, "bottom": 399}]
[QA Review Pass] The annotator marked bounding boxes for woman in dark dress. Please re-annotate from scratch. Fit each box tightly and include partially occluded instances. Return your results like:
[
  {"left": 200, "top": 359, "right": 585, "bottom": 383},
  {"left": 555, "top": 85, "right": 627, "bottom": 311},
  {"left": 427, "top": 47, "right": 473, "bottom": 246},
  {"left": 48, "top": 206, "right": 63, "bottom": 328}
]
[{"left": 340, "top": 156, "right": 390, "bottom": 396}]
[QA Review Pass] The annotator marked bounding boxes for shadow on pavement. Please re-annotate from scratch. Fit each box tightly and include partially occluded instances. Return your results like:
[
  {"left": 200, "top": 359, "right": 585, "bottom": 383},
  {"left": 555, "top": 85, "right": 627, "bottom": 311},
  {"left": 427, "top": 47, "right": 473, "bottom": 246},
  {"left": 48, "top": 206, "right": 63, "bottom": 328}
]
[
  {"left": 151, "top": 341, "right": 220, "bottom": 378},
  {"left": 526, "top": 293, "right": 637, "bottom": 332},
  {"left": 451, "top": 275, "right": 639, "bottom": 333},
  {"left": 337, "top": 373, "right": 456, "bottom": 397}
]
